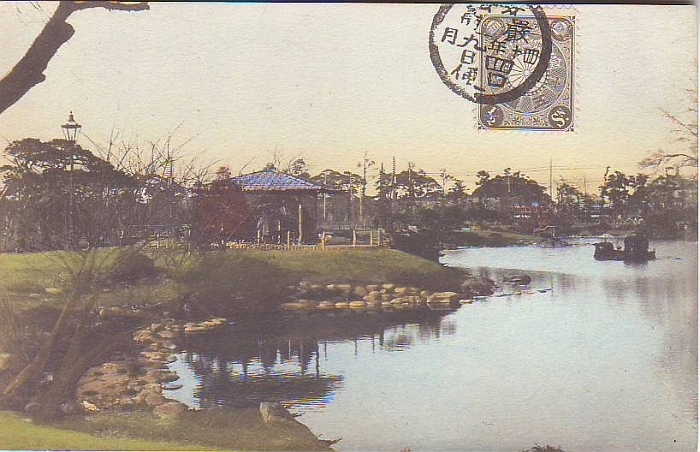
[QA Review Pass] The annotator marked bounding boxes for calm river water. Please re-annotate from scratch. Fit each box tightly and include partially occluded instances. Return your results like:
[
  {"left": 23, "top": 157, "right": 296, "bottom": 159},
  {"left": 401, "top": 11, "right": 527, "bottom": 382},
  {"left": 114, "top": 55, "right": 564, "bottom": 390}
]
[{"left": 168, "top": 239, "right": 697, "bottom": 451}]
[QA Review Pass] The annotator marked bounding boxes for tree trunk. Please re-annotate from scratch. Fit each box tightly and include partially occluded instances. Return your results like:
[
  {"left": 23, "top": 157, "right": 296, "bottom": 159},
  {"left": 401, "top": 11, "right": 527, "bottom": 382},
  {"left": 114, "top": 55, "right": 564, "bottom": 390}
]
[
  {"left": 2, "top": 291, "right": 81, "bottom": 402},
  {"left": 33, "top": 329, "right": 133, "bottom": 420}
]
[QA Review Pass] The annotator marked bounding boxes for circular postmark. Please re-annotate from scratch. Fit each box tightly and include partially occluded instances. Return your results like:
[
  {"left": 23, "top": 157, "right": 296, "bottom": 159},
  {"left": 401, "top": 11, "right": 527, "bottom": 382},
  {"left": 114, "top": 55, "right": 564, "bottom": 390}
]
[{"left": 428, "top": 4, "right": 553, "bottom": 105}]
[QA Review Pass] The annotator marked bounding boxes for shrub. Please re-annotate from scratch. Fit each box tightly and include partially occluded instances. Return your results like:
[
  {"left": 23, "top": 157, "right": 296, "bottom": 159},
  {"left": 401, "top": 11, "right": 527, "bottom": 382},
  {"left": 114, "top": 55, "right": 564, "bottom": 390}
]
[{"left": 109, "top": 251, "right": 156, "bottom": 284}]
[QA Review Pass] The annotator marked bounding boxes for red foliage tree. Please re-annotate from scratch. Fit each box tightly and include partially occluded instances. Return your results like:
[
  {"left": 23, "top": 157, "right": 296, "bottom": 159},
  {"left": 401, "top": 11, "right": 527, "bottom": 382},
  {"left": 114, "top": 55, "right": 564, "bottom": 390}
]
[{"left": 193, "top": 167, "right": 251, "bottom": 246}]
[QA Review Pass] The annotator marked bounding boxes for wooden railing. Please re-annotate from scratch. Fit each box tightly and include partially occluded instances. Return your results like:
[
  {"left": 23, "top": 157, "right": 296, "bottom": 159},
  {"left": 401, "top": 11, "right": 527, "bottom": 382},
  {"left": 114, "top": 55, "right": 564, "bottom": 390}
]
[{"left": 226, "top": 242, "right": 387, "bottom": 251}]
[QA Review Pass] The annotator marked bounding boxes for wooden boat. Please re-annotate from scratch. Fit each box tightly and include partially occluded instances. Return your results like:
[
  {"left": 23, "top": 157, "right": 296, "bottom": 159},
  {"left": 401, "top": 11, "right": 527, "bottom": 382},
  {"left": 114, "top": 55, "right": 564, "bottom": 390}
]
[
  {"left": 594, "top": 235, "right": 655, "bottom": 262},
  {"left": 504, "top": 274, "right": 532, "bottom": 285}
]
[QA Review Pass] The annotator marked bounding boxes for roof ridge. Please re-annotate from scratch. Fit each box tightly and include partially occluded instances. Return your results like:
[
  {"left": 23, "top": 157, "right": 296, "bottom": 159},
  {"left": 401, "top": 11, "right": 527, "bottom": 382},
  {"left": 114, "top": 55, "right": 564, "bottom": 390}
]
[{"left": 233, "top": 170, "right": 323, "bottom": 191}]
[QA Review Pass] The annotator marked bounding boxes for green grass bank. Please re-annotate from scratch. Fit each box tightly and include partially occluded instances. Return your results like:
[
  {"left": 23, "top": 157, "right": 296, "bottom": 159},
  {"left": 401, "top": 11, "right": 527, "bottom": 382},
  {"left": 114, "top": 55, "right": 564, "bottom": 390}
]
[
  {"left": 0, "top": 410, "right": 208, "bottom": 450},
  {"left": 0, "top": 247, "right": 469, "bottom": 315},
  {"left": 0, "top": 246, "right": 471, "bottom": 451}
]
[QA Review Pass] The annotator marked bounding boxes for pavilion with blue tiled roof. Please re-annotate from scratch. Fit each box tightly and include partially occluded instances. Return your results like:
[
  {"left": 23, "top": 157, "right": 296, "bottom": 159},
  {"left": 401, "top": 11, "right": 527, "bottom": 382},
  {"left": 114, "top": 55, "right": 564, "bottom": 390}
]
[
  {"left": 231, "top": 170, "right": 328, "bottom": 244},
  {"left": 232, "top": 170, "right": 324, "bottom": 193}
]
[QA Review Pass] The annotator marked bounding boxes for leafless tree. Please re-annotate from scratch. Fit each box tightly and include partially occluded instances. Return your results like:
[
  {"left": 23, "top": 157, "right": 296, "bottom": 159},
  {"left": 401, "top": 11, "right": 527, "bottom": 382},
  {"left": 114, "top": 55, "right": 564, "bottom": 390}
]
[
  {"left": 641, "top": 85, "right": 698, "bottom": 173},
  {"left": 84, "top": 127, "right": 215, "bottom": 239},
  {"left": 0, "top": 1, "right": 149, "bottom": 116}
]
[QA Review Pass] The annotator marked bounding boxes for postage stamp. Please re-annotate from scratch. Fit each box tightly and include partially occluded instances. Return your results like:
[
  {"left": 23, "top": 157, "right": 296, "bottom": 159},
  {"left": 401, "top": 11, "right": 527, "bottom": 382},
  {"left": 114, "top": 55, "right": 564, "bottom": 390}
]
[
  {"left": 429, "top": 4, "right": 575, "bottom": 132},
  {"left": 478, "top": 14, "right": 575, "bottom": 131}
]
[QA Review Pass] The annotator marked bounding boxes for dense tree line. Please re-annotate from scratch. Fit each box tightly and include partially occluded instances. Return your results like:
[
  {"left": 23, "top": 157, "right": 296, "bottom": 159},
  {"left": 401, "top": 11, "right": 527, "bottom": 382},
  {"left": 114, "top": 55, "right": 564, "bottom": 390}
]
[
  {"left": 0, "top": 138, "right": 195, "bottom": 251},
  {"left": 598, "top": 170, "right": 697, "bottom": 238},
  {"left": 1, "top": 139, "right": 697, "bottom": 250}
]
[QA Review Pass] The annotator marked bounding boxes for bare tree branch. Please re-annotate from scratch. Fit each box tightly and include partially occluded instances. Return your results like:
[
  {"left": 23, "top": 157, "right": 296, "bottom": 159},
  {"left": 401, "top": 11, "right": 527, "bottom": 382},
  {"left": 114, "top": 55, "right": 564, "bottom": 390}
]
[
  {"left": 73, "top": 1, "right": 149, "bottom": 13},
  {"left": 0, "top": 1, "right": 149, "bottom": 116},
  {"left": 641, "top": 84, "right": 698, "bottom": 173},
  {"left": 660, "top": 107, "right": 698, "bottom": 139},
  {"left": 640, "top": 149, "right": 698, "bottom": 173}
]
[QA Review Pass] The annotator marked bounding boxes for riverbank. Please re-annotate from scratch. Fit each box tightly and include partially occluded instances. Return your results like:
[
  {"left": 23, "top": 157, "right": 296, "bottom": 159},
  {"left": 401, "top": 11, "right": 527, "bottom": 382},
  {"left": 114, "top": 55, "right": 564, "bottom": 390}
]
[
  {"left": 0, "top": 247, "right": 485, "bottom": 450},
  {"left": 0, "top": 407, "right": 333, "bottom": 451}
]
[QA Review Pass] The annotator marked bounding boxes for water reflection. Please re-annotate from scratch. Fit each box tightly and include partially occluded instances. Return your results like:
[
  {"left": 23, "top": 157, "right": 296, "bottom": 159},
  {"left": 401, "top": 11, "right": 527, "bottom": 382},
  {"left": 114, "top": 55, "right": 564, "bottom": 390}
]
[
  {"left": 169, "top": 306, "right": 457, "bottom": 410},
  {"left": 178, "top": 350, "right": 342, "bottom": 409},
  {"left": 165, "top": 241, "right": 696, "bottom": 451}
]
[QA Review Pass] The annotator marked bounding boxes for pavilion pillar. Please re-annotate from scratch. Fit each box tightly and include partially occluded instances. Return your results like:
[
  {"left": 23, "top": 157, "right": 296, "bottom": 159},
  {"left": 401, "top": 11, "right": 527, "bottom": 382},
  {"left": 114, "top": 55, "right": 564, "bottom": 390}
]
[{"left": 298, "top": 201, "right": 303, "bottom": 244}]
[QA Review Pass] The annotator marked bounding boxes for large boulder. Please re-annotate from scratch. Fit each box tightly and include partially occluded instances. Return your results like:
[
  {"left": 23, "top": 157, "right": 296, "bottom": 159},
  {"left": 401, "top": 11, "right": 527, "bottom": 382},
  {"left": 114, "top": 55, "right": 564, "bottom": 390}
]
[
  {"left": 260, "top": 401, "right": 297, "bottom": 424},
  {"left": 461, "top": 276, "right": 497, "bottom": 297},
  {"left": 364, "top": 290, "right": 382, "bottom": 301},
  {"left": 393, "top": 286, "right": 408, "bottom": 296},
  {"left": 144, "top": 393, "right": 167, "bottom": 407},
  {"left": 353, "top": 286, "right": 369, "bottom": 298},
  {"left": 153, "top": 401, "right": 187, "bottom": 418},
  {"left": 427, "top": 292, "right": 459, "bottom": 303}
]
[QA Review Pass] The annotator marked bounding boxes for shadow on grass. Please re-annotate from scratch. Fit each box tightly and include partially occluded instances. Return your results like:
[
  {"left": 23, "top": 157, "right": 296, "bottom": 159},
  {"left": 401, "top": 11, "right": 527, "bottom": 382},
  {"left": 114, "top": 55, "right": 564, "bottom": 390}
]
[{"left": 54, "top": 407, "right": 332, "bottom": 451}]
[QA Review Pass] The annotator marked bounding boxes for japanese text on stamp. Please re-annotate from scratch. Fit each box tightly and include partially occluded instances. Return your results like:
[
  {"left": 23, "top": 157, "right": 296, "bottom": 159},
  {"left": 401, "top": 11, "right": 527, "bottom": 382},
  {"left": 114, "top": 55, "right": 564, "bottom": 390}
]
[{"left": 429, "top": 4, "right": 575, "bottom": 132}]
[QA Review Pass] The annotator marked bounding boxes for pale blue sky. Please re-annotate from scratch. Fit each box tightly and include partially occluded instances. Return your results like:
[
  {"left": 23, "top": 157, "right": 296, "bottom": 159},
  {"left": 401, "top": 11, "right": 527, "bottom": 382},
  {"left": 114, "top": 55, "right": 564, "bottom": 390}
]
[{"left": 0, "top": 3, "right": 696, "bottom": 192}]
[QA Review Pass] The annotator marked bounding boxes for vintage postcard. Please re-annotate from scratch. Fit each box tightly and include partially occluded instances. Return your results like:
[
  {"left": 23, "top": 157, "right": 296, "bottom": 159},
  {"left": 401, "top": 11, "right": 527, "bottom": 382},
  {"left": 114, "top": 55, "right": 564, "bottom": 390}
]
[{"left": 0, "top": 2, "right": 696, "bottom": 452}]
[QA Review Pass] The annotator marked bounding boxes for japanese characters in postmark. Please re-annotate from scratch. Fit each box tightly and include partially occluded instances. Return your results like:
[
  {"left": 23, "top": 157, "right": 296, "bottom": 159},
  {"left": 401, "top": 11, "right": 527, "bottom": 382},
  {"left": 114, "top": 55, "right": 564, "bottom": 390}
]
[{"left": 429, "top": 4, "right": 575, "bottom": 132}]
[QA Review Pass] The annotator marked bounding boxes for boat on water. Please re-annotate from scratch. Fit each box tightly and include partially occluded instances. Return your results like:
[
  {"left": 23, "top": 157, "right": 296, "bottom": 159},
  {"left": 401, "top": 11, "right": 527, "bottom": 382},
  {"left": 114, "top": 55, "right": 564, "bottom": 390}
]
[
  {"left": 593, "top": 234, "right": 656, "bottom": 262},
  {"left": 504, "top": 274, "right": 532, "bottom": 285}
]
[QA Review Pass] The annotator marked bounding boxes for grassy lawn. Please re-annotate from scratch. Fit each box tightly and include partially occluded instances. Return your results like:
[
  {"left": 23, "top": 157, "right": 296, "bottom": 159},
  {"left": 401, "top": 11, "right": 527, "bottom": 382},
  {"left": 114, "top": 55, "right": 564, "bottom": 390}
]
[
  {"left": 0, "top": 246, "right": 457, "bottom": 450},
  {"left": 0, "top": 410, "right": 212, "bottom": 451},
  {"left": 0, "top": 407, "right": 334, "bottom": 451},
  {"left": 0, "top": 247, "right": 466, "bottom": 315},
  {"left": 0, "top": 248, "right": 180, "bottom": 313},
  {"left": 54, "top": 408, "right": 332, "bottom": 451},
  {"left": 243, "top": 247, "right": 465, "bottom": 289}
]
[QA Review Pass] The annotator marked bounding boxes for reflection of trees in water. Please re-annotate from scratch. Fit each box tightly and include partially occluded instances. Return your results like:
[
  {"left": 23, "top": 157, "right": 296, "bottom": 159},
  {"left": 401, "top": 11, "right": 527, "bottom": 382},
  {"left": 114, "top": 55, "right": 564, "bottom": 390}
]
[
  {"left": 182, "top": 349, "right": 341, "bottom": 409},
  {"left": 472, "top": 266, "right": 563, "bottom": 294},
  {"left": 179, "top": 307, "right": 457, "bottom": 409}
]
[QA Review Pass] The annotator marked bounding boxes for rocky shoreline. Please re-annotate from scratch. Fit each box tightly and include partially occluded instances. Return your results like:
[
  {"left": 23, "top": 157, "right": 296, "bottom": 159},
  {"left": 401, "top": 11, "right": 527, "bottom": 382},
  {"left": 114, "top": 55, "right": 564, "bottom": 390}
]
[
  {"left": 72, "top": 276, "right": 494, "bottom": 417},
  {"left": 281, "top": 277, "right": 495, "bottom": 312},
  {"left": 74, "top": 317, "right": 228, "bottom": 418}
]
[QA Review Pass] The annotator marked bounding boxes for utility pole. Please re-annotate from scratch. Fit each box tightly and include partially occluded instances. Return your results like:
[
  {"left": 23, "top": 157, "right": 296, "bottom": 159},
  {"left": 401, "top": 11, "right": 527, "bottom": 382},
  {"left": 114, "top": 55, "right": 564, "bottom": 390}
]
[
  {"left": 379, "top": 162, "right": 385, "bottom": 226},
  {"left": 359, "top": 151, "right": 373, "bottom": 226},
  {"left": 549, "top": 158, "right": 553, "bottom": 202},
  {"left": 441, "top": 169, "right": 447, "bottom": 196},
  {"left": 391, "top": 156, "right": 396, "bottom": 216},
  {"left": 440, "top": 168, "right": 447, "bottom": 208},
  {"left": 348, "top": 173, "right": 353, "bottom": 224},
  {"left": 408, "top": 162, "right": 414, "bottom": 216},
  {"left": 323, "top": 172, "right": 327, "bottom": 221}
]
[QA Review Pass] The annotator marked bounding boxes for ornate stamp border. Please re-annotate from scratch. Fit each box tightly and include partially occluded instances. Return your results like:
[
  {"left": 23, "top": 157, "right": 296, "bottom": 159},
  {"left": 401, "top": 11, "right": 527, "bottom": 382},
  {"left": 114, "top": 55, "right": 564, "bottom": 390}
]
[
  {"left": 429, "top": 4, "right": 576, "bottom": 132},
  {"left": 477, "top": 13, "right": 575, "bottom": 131}
]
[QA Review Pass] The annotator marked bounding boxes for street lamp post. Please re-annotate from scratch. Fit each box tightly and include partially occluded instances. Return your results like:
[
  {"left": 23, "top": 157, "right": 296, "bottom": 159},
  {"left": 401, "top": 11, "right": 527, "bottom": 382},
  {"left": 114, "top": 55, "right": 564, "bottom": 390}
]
[
  {"left": 61, "top": 112, "right": 81, "bottom": 249},
  {"left": 61, "top": 111, "right": 82, "bottom": 142}
]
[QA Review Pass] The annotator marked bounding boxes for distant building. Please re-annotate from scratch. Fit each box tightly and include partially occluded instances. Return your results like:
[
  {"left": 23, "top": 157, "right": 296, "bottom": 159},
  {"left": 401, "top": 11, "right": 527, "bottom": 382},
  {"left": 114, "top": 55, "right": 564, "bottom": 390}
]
[{"left": 232, "top": 170, "right": 326, "bottom": 244}]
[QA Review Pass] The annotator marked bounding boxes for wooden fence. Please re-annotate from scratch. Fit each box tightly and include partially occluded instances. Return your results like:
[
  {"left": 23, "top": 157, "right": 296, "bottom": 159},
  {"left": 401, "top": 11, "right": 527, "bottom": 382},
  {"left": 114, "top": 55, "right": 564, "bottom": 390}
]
[{"left": 225, "top": 242, "right": 388, "bottom": 251}]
